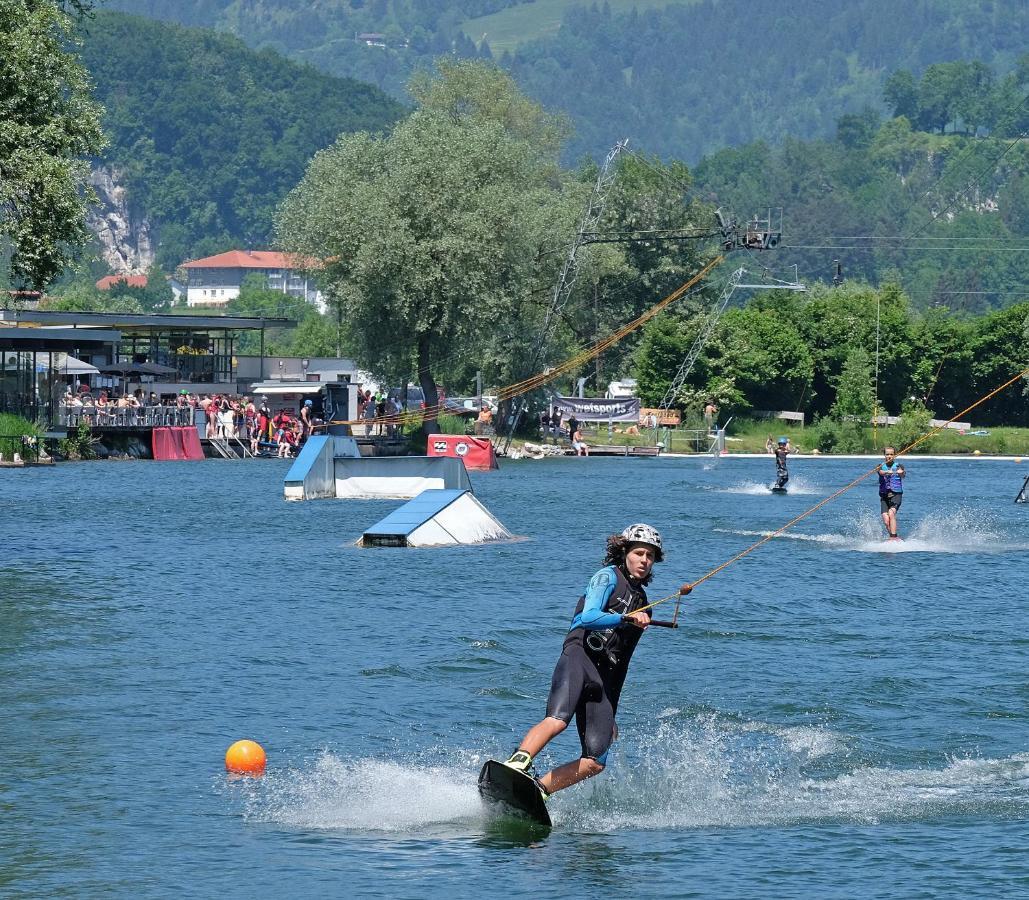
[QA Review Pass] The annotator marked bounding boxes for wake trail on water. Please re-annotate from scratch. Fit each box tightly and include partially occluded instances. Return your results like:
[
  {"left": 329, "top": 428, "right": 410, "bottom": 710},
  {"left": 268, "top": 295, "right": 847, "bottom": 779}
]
[
  {"left": 238, "top": 752, "right": 486, "bottom": 834},
  {"left": 714, "top": 476, "right": 820, "bottom": 496},
  {"left": 716, "top": 507, "right": 1028, "bottom": 554},
  {"left": 233, "top": 710, "right": 1029, "bottom": 834},
  {"left": 566, "top": 711, "right": 1029, "bottom": 831}
]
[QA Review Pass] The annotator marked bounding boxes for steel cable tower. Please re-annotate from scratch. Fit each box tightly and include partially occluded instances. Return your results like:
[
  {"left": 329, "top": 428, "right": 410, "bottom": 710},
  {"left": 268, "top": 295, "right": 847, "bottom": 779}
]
[{"left": 499, "top": 140, "right": 627, "bottom": 453}]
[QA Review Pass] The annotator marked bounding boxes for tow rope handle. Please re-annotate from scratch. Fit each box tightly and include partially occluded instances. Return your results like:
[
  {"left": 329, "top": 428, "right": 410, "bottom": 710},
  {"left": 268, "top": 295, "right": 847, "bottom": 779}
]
[{"left": 648, "top": 582, "right": 692, "bottom": 629}]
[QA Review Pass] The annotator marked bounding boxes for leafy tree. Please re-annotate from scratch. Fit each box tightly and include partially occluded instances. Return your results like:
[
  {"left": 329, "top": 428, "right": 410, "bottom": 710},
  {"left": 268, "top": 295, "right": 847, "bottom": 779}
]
[
  {"left": 105, "top": 265, "right": 174, "bottom": 310},
  {"left": 710, "top": 305, "right": 814, "bottom": 413},
  {"left": 559, "top": 152, "right": 717, "bottom": 391},
  {"left": 632, "top": 314, "right": 698, "bottom": 407},
  {"left": 836, "top": 107, "right": 881, "bottom": 150},
  {"left": 277, "top": 60, "right": 576, "bottom": 431},
  {"left": 226, "top": 276, "right": 317, "bottom": 355},
  {"left": 0, "top": 0, "right": 105, "bottom": 289},
  {"left": 968, "top": 302, "right": 1029, "bottom": 425},
  {"left": 889, "top": 398, "right": 935, "bottom": 452},
  {"left": 831, "top": 345, "right": 875, "bottom": 421},
  {"left": 883, "top": 70, "right": 919, "bottom": 121},
  {"left": 40, "top": 283, "right": 144, "bottom": 313},
  {"left": 915, "top": 63, "right": 960, "bottom": 132},
  {"left": 288, "top": 314, "right": 339, "bottom": 358}
]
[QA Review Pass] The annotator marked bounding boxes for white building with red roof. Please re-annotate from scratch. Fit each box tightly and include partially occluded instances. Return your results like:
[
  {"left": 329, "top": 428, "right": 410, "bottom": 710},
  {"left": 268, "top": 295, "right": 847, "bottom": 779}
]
[{"left": 180, "top": 250, "right": 324, "bottom": 310}]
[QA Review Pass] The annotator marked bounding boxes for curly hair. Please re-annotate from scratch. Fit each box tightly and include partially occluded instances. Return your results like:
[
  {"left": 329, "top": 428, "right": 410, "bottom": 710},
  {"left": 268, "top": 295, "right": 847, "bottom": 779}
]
[{"left": 603, "top": 533, "right": 662, "bottom": 584}]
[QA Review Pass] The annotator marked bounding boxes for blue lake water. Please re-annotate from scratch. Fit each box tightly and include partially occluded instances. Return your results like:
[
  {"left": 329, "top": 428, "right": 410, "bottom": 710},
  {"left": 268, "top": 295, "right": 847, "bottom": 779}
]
[{"left": 2, "top": 455, "right": 1028, "bottom": 897}]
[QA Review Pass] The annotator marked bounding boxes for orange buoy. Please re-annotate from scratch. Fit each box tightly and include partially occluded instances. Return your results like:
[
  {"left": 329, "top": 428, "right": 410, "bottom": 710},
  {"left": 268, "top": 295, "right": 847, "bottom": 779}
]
[{"left": 225, "top": 739, "right": 266, "bottom": 775}]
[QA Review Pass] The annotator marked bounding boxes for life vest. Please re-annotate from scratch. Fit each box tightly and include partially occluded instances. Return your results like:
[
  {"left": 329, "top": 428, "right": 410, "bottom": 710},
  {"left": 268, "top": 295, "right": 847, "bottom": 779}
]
[
  {"left": 878, "top": 461, "right": 903, "bottom": 494},
  {"left": 565, "top": 565, "right": 648, "bottom": 669}
]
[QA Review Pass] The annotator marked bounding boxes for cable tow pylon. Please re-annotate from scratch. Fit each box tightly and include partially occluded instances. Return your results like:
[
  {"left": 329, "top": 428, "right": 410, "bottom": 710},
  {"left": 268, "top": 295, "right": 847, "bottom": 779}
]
[
  {"left": 656, "top": 266, "right": 744, "bottom": 420},
  {"left": 328, "top": 256, "right": 724, "bottom": 431},
  {"left": 499, "top": 139, "right": 628, "bottom": 454},
  {"left": 654, "top": 266, "right": 805, "bottom": 445}
]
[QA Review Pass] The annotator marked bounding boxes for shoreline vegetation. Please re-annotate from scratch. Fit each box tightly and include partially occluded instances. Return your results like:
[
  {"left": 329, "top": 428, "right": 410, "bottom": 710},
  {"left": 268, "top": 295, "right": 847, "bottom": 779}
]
[
  {"left": 5, "top": 411, "right": 1027, "bottom": 463},
  {"left": 426, "top": 412, "right": 1029, "bottom": 457}
]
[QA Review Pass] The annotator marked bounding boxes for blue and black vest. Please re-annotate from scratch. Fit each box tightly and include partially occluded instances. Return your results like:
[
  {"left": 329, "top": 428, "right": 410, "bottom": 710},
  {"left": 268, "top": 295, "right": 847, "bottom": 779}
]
[
  {"left": 878, "top": 461, "right": 903, "bottom": 494},
  {"left": 564, "top": 565, "right": 648, "bottom": 670}
]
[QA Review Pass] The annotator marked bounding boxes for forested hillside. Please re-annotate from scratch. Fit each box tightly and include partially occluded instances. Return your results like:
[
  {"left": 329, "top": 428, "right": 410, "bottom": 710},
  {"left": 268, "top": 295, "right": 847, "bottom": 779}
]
[
  {"left": 105, "top": 0, "right": 1029, "bottom": 161},
  {"left": 692, "top": 59, "right": 1029, "bottom": 317},
  {"left": 80, "top": 11, "right": 406, "bottom": 268},
  {"left": 74, "top": 8, "right": 1029, "bottom": 323}
]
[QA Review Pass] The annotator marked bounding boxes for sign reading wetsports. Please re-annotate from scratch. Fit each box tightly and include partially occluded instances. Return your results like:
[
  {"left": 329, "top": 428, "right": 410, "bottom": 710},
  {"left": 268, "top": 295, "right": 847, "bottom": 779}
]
[{"left": 552, "top": 395, "right": 641, "bottom": 422}]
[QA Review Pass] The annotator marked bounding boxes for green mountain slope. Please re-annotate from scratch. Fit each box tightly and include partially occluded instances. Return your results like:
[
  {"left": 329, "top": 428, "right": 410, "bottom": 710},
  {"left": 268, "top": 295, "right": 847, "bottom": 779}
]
[
  {"left": 692, "top": 108, "right": 1029, "bottom": 317},
  {"left": 104, "top": 0, "right": 1028, "bottom": 161},
  {"left": 461, "top": 0, "right": 694, "bottom": 55},
  {"left": 80, "top": 11, "right": 406, "bottom": 268},
  {"left": 506, "top": 0, "right": 1029, "bottom": 161}
]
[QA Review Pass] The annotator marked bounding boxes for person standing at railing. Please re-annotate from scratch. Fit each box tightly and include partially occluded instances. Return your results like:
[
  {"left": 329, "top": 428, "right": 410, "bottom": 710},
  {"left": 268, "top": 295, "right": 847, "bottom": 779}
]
[
  {"left": 96, "top": 391, "right": 109, "bottom": 424},
  {"left": 300, "top": 399, "right": 314, "bottom": 441},
  {"left": 362, "top": 395, "right": 376, "bottom": 436}
]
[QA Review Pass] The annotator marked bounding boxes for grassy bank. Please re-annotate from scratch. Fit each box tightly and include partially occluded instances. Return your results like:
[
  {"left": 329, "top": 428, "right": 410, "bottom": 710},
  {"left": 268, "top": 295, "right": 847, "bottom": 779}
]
[
  {"left": 569, "top": 417, "right": 1029, "bottom": 456},
  {"left": 460, "top": 0, "right": 697, "bottom": 53},
  {"left": 413, "top": 413, "right": 1029, "bottom": 457},
  {"left": 723, "top": 419, "right": 1029, "bottom": 456}
]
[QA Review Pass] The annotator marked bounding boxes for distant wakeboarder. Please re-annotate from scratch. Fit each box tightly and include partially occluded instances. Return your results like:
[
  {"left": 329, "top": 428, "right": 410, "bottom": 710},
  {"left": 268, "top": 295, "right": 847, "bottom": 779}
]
[
  {"left": 877, "top": 446, "right": 906, "bottom": 539},
  {"left": 772, "top": 436, "right": 790, "bottom": 492}
]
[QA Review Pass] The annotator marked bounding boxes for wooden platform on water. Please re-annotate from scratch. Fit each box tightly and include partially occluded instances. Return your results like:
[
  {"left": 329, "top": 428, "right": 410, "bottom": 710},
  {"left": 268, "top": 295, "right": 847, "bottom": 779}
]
[{"left": 585, "top": 444, "right": 662, "bottom": 458}]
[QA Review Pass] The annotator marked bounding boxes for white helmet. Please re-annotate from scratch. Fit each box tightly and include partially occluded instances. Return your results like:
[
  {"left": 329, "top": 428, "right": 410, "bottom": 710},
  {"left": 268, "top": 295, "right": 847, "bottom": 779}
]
[{"left": 622, "top": 523, "right": 663, "bottom": 554}]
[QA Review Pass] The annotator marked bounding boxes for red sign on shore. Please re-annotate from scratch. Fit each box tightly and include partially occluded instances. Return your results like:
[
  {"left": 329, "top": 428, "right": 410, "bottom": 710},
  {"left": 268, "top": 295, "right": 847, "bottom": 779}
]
[{"left": 426, "top": 434, "right": 498, "bottom": 470}]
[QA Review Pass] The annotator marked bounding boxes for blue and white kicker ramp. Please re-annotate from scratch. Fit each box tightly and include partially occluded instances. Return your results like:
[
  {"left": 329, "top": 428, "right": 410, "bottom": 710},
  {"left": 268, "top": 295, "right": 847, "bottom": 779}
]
[
  {"left": 285, "top": 441, "right": 470, "bottom": 501},
  {"left": 361, "top": 488, "right": 512, "bottom": 547}
]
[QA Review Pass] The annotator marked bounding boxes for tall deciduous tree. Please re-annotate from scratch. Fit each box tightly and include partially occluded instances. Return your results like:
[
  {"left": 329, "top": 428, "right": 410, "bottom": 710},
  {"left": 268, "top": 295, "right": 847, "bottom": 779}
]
[
  {"left": 831, "top": 345, "right": 875, "bottom": 421},
  {"left": 710, "top": 305, "right": 814, "bottom": 413},
  {"left": 276, "top": 60, "right": 577, "bottom": 430},
  {"left": 0, "top": 0, "right": 105, "bottom": 290}
]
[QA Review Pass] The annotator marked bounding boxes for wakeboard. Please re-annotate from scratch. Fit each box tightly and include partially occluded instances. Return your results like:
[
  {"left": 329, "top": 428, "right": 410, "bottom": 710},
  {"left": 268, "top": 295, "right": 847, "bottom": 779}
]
[
  {"left": 477, "top": 760, "right": 552, "bottom": 828},
  {"left": 770, "top": 485, "right": 788, "bottom": 494}
]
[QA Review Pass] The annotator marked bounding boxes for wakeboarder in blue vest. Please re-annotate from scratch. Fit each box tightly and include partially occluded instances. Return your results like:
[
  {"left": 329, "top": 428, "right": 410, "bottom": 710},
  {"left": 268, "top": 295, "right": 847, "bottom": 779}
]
[
  {"left": 503, "top": 524, "right": 691, "bottom": 799},
  {"left": 877, "top": 446, "right": 906, "bottom": 539}
]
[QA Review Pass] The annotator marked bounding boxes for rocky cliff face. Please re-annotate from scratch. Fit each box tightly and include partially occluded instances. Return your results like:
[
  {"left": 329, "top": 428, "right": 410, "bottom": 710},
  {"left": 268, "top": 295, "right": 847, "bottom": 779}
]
[{"left": 86, "top": 166, "right": 155, "bottom": 274}]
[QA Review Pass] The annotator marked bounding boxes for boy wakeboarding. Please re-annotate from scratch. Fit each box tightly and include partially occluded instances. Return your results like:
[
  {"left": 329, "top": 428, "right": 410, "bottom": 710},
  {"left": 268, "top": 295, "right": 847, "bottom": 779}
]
[
  {"left": 877, "top": 446, "right": 906, "bottom": 539},
  {"left": 773, "top": 436, "right": 790, "bottom": 491},
  {"left": 500, "top": 524, "right": 690, "bottom": 799}
]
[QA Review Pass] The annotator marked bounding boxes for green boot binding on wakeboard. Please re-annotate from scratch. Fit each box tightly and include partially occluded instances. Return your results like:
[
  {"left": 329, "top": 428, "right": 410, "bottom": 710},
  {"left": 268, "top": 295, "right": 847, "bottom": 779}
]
[
  {"left": 502, "top": 750, "right": 552, "bottom": 801},
  {"left": 503, "top": 749, "right": 534, "bottom": 773}
]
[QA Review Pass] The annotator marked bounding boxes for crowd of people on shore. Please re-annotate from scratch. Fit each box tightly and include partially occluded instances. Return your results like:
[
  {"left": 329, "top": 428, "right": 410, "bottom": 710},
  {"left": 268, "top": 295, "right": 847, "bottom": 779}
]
[
  {"left": 196, "top": 393, "right": 321, "bottom": 458},
  {"left": 356, "top": 389, "right": 404, "bottom": 436},
  {"left": 60, "top": 383, "right": 321, "bottom": 459},
  {"left": 61, "top": 386, "right": 192, "bottom": 428}
]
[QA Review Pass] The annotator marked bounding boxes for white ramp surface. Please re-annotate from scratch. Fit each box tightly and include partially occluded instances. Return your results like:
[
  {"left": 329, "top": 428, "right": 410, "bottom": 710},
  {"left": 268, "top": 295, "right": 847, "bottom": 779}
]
[
  {"left": 362, "top": 489, "right": 511, "bottom": 547},
  {"left": 334, "top": 457, "right": 471, "bottom": 500}
]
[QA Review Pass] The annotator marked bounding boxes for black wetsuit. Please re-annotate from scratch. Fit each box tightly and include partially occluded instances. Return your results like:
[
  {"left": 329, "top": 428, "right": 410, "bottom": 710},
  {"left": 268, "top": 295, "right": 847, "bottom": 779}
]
[
  {"left": 545, "top": 565, "right": 648, "bottom": 763},
  {"left": 774, "top": 446, "right": 789, "bottom": 488}
]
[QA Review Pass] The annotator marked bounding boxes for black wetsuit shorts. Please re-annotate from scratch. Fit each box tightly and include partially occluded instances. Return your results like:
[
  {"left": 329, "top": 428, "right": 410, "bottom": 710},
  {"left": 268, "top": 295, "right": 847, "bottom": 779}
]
[
  {"left": 545, "top": 643, "right": 620, "bottom": 761},
  {"left": 880, "top": 491, "right": 902, "bottom": 513}
]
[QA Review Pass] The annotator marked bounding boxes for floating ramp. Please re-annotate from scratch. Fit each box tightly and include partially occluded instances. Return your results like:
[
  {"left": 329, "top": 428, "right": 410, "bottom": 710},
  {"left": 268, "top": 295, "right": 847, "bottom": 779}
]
[
  {"left": 334, "top": 456, "right": 471, "bottom": 499},
  {"left": 361, "top": 489, "right": 511, "bottom": 547},
  {"left": 285, "top": 443, "right": 472, "bottom": 501},
  {"left": 284, "top": 435, "right": 363, "bottom": 501}
]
